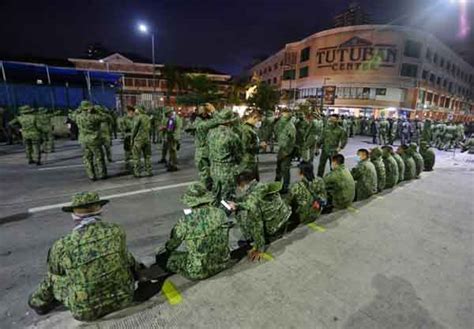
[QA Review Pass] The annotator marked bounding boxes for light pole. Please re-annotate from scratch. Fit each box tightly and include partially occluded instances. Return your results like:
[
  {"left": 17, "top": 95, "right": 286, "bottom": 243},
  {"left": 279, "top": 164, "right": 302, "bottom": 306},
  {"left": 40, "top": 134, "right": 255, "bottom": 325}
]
[
  {"left": 321, "top": 77, "right": 331, "bottom": 115},
  {"left": 138, "top": 23, "right": 156, "bottom": 108}
]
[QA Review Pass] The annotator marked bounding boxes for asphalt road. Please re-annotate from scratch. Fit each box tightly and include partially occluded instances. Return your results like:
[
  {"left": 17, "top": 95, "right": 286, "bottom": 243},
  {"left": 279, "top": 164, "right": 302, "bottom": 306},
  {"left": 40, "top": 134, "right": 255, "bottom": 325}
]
[{"left": 0, "top": 135, "right": 472, "bottom": 329}]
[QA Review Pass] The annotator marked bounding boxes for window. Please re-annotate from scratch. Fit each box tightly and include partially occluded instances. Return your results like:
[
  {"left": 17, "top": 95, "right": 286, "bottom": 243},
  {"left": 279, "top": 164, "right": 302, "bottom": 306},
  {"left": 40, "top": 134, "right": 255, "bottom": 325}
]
[
  {"left": 429, "top": 73, "right": 436, "bottom": 83},
  {"left": 404, "top": 40, "right": 422, "bottom": 58},
  {"left": 433, "top": 53, "right": 438, "bottom": 64},
  {"left": 425, "top": 48, "right": 432, "bottom": 60},
  {"left": 440, "top": 57, "right": 444, "bottom": 68},
  {"left": 273, "top": 77, "right": 277, "bottom": 84},
  {"left": 300, "top": 47, "right": 310, "bottom": 62},
  {"left": 443, "top": 79, "right": 447, "bottom": 87},
  {"left": 283, "top": 69, "right": 296, "bottom": 80},
  {"left": 299, "top": 66, "right": 309, "bottom": 78},
  {"left": 401, "top": 63, "right": 418, "bottom": 77},
  {"left": 446, "top": 61, "right": 451, "bottom": 71},
  {"left": 274, "top": 63, "right": 278, "bottom": 70},
  {"left": 422, "top": 70, "right": 428, "bottom": 80},
  {"left": 376, "top": 88, "right": 387, "bottom": 96},
  {"left": 436, "top": 77, "right": 441, "bottom": 85},
  {"left": 268, "top": 66, "right": 272, "bottom": 72}
]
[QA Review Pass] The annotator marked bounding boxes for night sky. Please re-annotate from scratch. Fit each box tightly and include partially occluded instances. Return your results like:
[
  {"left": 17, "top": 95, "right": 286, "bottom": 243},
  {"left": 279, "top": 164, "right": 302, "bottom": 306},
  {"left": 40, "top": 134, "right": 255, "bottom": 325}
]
[{"left": 0, "top": 0, "right": 472, "bottom": 75}]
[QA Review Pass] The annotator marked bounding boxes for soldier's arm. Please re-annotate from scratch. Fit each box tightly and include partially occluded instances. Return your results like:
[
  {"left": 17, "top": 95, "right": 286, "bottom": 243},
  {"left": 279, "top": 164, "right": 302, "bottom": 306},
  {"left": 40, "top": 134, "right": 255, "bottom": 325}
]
[
  {"left": 8, "top": 117, "right": 19, "bottom": 127},
  {"left": 339, "top": 128, "right": 348, "bottom": 149},
  {"left": 47, "top": 239, "right": 67, "bottom": 276},
  {"left": 350, "top": 165, "right": 360, "bottom": 180},
  {"left": 165, "top": 218, "right": 187, "bottom": 252},
  {"left": 131, "top": 117, "right": 141, "bottom": 142}
]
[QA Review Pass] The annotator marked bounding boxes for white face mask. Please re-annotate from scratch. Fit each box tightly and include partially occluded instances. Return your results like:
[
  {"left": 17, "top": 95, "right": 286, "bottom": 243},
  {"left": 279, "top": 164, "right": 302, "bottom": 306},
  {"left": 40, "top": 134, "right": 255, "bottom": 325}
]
[{"left": 255, "top": 121, "right": 262, "bottom": 129}]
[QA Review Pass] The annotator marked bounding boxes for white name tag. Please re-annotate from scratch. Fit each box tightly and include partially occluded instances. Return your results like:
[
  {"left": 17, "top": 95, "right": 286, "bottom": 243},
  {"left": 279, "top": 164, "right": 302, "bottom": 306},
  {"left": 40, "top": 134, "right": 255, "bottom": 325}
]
[
  {"left": 220, "top": 200, "right": 232, "bottom": 211},
  {"left": 183, "top": 209, "right": 192, "bottom": 215}
]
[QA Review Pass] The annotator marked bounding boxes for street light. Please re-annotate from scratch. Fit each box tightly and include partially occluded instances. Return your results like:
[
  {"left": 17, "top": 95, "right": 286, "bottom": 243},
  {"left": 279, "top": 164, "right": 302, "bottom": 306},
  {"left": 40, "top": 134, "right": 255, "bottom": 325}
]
[{"left": 137, "top": 22, "right": 157, "bottom": 108}]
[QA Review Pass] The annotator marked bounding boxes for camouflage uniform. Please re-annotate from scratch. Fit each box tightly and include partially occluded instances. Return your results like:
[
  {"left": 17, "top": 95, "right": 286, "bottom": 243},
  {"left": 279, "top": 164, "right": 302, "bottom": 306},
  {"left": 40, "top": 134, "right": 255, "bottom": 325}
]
[
  {"left": 301, "top": 118, "right": 318, "bottom": 163},
  {"left": 412, "top": 120, "right": 423, "bottom": 145},
  {"left": 240, "top": 122, "right": 260, "bottom": 180},
  {"left": 461, "top": 137, "right": 474, "bottom": 154},
  {"left": 422, "top": 119, "right": 432, "bottom": 145},
  {"left": 400, "top": 150, "right": 416, "bottom": 181},
  {"left": 294, "top": 113, "right": 307, "bottom": 159},
  {"left": 287, "top": 177, "right": 327, "bottom": 223},
  {"left": 208, "top": 109, "right": 242, "bottom": 200},
  {"left": 382, "top": 149, "right": 399, "bottom": 188},
  {"left": 275, "top": 115, "right": 296, "bottom": 192},
  {"left": 317, "top": 121, "right": 348, "bottom": 177},
  {"left": 131, "top": 107, "right": 153, "bottom": 177},
  {"left": 442, "top": 124, "right": 457, "bottom": 151},
  {"left": 370, "top": 147, "right": 386, "bottom": 192},
  {"left": 455, "top": 123, "right": 465, "bottom": 147},
  {"left": 8, "top": 106, "right": 42, "bottom": 164},
  {"left": 258, "top": 114, "right": 274, "bottom": 153},
  {"left": 378, "top": 119, "right": 389, "bottom": 145},
  {"left": 119, "top": 115, "right": 134, "bottom": 171},
  {"left": 97, "top": 107, "right": 114, "bottom": 162},
  {"left": 70, "top": 102, "right": 108, "bottom": 180},
  {"left": 392, "top": 152, "right": 405, "bottom": 183},
  {"left": 351, "top": 159, "right": 377, "bottom": 201},
  {"left": 29, "top": 192, "right": 138, "bottom": 321},
  {"left": 389, "top": 119, "right": 398, "bottom": 145},
  {"left": 409, "top": 143, "right": 424, "bottom": 178},
  {"left": 160, "top": 183, "right": 231, "bottom": 280},
  {"left": 235, "top": 181, "right": 291, "bottom": 251},
  {"left": 37, "top": 108, "right": 56, "bottom": 153},
  {"left": 419, "top": 141, "right": 435, "bottom": 171},
  {"left": 435, "top": 122, "right": 447, "bottom": 150},
  {"left": 323, "top": 164, "right": 355, "bottom": 209}
]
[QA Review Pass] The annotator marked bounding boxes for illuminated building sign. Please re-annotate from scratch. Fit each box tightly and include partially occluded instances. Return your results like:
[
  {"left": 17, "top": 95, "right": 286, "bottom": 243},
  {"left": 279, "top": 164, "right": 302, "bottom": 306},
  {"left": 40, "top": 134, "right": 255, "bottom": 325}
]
[{"left": 316, "top": 36, "right": 397, "bottom": 71}]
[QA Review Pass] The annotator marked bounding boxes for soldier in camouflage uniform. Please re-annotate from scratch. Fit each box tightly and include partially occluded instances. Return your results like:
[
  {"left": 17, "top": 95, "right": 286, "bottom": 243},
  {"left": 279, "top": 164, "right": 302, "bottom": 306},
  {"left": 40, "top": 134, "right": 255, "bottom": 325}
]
[
  {"left": 161, "top": 108, "right": 179, "bottom": 171},
  {"left": 274, "top": 108, "right": 296, "bottom": 193},
  {"left": 131, "top": 106, "right": 153, "bottom": 177},
  {"left": 422, "top": 119, "right": 432, "bottom": 146},
  {"left": 409, "top": 143, "right": 424, "bottom": 178},
  {"left": 208, "top": 109, "right": 242, "bottom": 200},
  {"left": 392, "top": 148, "right": 405, "bottom": 183},
  {"left": 70, "top": 101, "right": 108, "bottom": 180},
  {"left": 158, "top": 107, "right": 170, "bottom": 164},
  {"left": 412, "top": 118, "right": 423, "bottom": 145},
  {"left": 398, "top": 145, "right": 416, "bottom": 181},
  {"left": 419, "top": 141, "right": 435, "bottom": 171},
  {"left": 287, "top": 162, "right": 327, "bottom": 224},
  {"left": 157, "top": 183, "right": 231, "bottom": 280},
  {"left": 460, "top": 134, "right": 474, "bottom": 154},
  {"left": 317, "top": 115, "right": 348, "bottom": 177},
  {"left": 37, "top": 107, "right": 57, "bottom": 153},
  {"left": 230, "top": 172, "right": 291, "bottom": 261},
  {"left": 96, "top": 106, "right": 114, "bottom": 162},
  {"left": 323, "top": 154, "right": 355, "bottom": 210},
  {"left": 381, "top": 146, "right": 399, "bottom": 188},
  {"left": 118, "top": 106, "right": 135, "bottom": 171},
  {"left": 28, "top": 192, "right": 140, "bottom": 321},
  {"left": 300, "top": 110, "right": 319, "bottom": 164},
  {"left": 377, "top": 117, "right": 389, "bottom": 145},
  {"left": 294, "top": 111, "right": 307, "bottom": 160},
  {"left": 455, "top": 123, "right": 465, "bottom": 147},
  {"left": 258, "top": 113, "right": 275, "bottom": 153},
  {"left": 442, "top": 123, "right": 457, "bottom": 151},
  {"left": 370, "top": 147, "right": 386, "bottom": 192},
  {"left": 351, "top": 149, "right": 377, "bottom": 201},
  {"left": 240, "top": 109, "right": 261, "bottom": 181},
  {"left": 389, "top": 118, "right": 398, "bottom": 145},
  {"left": 435, "top": 121, "right": 447, "bottom": 150},
  {"left": 9, "top": 105, "right": 42, "bottom": 165}
]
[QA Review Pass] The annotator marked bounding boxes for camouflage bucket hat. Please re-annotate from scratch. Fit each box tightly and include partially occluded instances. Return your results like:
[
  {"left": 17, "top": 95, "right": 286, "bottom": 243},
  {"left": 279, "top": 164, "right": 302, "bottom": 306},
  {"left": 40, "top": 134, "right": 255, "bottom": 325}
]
[
  {"left": 62, "top": 192, "right": 109, "bottom": 212},
  {"left": 19, "top": 105, "right": 33, "bottom": 114},
  {"left": 215, "top": 108, "right": 238, "bottom": 124},
  {"left": 181, "top": 183, "right": 215, "bottom": 208},
  {"left": 135, "top": 105, "right": 146, "bottom": 114},
  {"left": 79, "top": 100, "right": 93, "bottom": 110}
]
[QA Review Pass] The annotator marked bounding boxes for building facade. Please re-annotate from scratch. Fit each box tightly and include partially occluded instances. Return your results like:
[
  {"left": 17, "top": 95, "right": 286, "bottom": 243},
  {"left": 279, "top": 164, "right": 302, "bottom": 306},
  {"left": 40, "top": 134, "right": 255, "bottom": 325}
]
[
  {"left": 250, "top": 25, "right": 474, "bottom": 121},
  {"left": 70, "top": 53, "right": 231, "bottom": 110}
]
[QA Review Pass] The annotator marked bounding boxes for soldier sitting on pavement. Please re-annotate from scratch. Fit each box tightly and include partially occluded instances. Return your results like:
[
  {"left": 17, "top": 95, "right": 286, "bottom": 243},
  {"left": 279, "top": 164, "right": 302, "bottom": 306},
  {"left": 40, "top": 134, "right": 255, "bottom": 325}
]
[
  {"left": 370, "top": 147, "right": 386, "bottom": 192},
  {"left": 155, "top": 183, "right": 232, "bottom": 280},
  {"left": 28, "top": 192, "right": 143, "bottom": 321},
  {"left": 351, "top": 149, "right": 377, "bottom": 201},
  {"left": 287, "top": 162, "right": 327, "bottom": 224},
  {"left": 381, "top": 146, "right": 400, "bottom": 189},
  {"left": 419, "top": 141, "right": 435, "bottom": 171},
  {"left": 409, "top": 143, "right": 425, "bottom": 178},
  {"left": 398, "top": 145, "right": 416, "bottom": 181},
  {"left": 323, "top": 154, "right": 355, "bottom": 211},
  {"left": 228, "top": 171, "right": 292, "bottom": 261}
]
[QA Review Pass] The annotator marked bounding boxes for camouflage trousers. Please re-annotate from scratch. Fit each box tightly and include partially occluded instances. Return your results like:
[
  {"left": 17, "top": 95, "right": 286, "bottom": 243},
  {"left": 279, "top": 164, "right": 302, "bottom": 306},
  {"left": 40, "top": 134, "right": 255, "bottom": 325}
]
[
  {"left": 301, "top": 143, "right": 316, "bottom": 163},
  {"left": 102, "top": 136, "right": 112, "bottom": 162},
  {"left": 210, "top": 162, "right": 237, "bottom": 200},
  {"left": 160, "top": 135, "right": 168, "bottom": 161},
  {"left": 82, "top": 143, "right": 107, "bottom": 180},
  {"left": 166, "top": 135, "right": 178, "bottom": 168},
  {"left": 378, "top": 132, "right": 388, "bottom": 145},
  {"left": 317, "top": 149, "right": 336, "bottom": 178},
  {"left": 195, "top": 148, "right": 211, "bottom": 189},
  {"left": 24, "top": 138, "right": 41, "bottom": 163},
  {"left": 275, "top": 152, "right": 292, "bottom": 192},
  {"left": 166, "top": 251, "right": 228, "bottom": 281},
  {"left": 41, "top": 130, "right": 54, "bottom": 152},
  {"left": 132, "top": 140, "right": 152, "bottom": 177},
  {"left": 123, "top": 136, "right": 132, "bottom": 171}
]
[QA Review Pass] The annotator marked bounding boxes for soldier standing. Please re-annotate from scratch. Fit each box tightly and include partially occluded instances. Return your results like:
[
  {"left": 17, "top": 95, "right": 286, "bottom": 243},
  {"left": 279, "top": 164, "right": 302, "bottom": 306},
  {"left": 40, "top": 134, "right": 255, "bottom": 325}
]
[
  {"left": 274, "top": 108, "right": 296, "bottom": 193},
  {"left": 70, "top": 101, "right": 108, "bottom": 180},
  {"left": 240, "top": 109, "right": 261, "bottom": 181},
  {"left": 316, "top": 114, "right": 348, "bottom": 177},
  {"left": 258, "top": 112, "right": 275, "bottom": 153},
  {"left": 300, "top": 110, "right": 319, "bottom": 164},
  {"left": 208, "top": 108, "right": 242, "bottom": 200},
  {"left": 400, "top": 118, "right": 411, "bottom": 145},
  {"left": 37, "top": 107, "right": 57, "bottom": 153},
  {"left": 9, "top": 105, "right": 42, "bottom": 165},
  {"left": 422, "top": 118, "right": 432, "bottom": 145},
  {"left": 162, "top": 108, "right": 179, "bottom": 172},
  {"left": 96, "top": 106, "right": 113, "bottom": 162},
  {"left": 378, "top": 117, "right": 389, "bottom": 145},
  {"left": 118, "top": 106, "right": 135, "bottom": 171},
  {"left": 131, "top": 106, "right": 153, "bottom": 177}
]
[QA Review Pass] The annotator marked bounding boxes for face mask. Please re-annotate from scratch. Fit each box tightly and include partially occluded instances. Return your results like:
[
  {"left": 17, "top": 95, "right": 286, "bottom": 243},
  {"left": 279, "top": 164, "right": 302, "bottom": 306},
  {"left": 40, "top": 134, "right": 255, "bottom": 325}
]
[{"left": 255, "top": 121, "right": 262, "bottom": 129}]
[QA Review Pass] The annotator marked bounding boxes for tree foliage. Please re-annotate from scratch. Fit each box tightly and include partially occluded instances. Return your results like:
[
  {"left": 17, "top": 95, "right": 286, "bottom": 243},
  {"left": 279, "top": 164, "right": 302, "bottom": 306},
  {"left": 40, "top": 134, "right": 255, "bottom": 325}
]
[{"left": 247, "top": 82, "right": 280, "bottom": 114}]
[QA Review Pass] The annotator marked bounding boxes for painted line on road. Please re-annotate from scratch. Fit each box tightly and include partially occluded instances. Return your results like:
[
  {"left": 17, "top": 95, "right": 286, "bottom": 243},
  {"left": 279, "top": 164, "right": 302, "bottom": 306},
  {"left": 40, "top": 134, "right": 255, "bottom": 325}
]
[
  {"left": 307, "top": 223, "right": 326, "bottom": 232},
  {"left": 261, "top": 252, "right": 274, "bottom": 261},
  {"left": 162, "top": 279, "right": 183, "bottom": 305},
  {"left": 28, "top": 181, "right": 194, "bottom": 214},
  {"left": 38, "top": 161, "right": 125, "bottom": 171}
]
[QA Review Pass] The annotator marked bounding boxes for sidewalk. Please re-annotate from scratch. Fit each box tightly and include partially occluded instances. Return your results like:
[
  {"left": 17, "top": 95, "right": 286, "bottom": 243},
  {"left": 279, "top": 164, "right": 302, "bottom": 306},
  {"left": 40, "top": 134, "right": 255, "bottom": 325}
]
[{"left": 29, "top": 150, "right": 474, "bottom": 329}]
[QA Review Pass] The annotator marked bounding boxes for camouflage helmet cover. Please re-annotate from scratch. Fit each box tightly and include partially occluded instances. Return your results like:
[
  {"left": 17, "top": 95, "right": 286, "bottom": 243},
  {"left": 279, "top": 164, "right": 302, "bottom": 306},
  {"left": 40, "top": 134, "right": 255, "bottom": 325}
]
[{"left": 62, "top": 191, "right": 109, "bottom": 212}]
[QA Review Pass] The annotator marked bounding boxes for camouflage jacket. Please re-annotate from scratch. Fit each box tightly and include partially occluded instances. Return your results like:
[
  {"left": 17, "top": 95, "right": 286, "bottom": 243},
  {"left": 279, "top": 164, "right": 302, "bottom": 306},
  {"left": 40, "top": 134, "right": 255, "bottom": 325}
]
[
  {"left": 370, "top": 149, "right": 386, "bottom": 192},
  {"left": 241, "top": 123, "right": 259, "bottom": 165},
  {"left": 208, "top": 125, "right": 243, "bottom": 164},
  {"left": 382, "top": 153, "right": 399, "bottom": 188},
  {"left": 9, "top": 114, "right": 41, "bottom": 140},
  {"left": 165, "top": 205, "right": 231, "bottom": 280},
  {"left": 411, "top": 151, "right": 425, "bottom": 177},
  {"left": 351, "top": 159, "right": 377, "bottom": 201},
  {"left": 287, "top": 177, "right": 327, "bottom": 222},
  {"left": 420, "top": 147, "right": 435, "bottom": 170},
  {"left": 47, "top": 221, "right": 137, "bottom": 320},
  {"left": 401, "top": 154, "right": 416, "bottom": 180},
  {"left": 70, "top": 110, "right": 108, "bottom": 145},
  {"left": 392, "top": 153, "right": 405, "bottom": 183},
  {"left": 461, "top": 138, "right": 474, "bottom": 154},
  {"left": 192, "top": 116, "right": 219, "bottom": 158},
  {"left": 275, "top": 116, "right": 296, "bottom": 157},
  {"left": 132, "top": 113, "right": 151, "bottom": 143},
  {"left": 323, "top": 165, "right": 355, "bottom": 209},
  {"left": 119, "top": 116, "right": 134, "bottom": 139},
  {"left": 319, "top": 123, "right": 348, "bottom": 153},
  {"left": 258, "top": 116, "right": 274, "bottom": 141},
  {"left": 36, "top": 113, "right": 54, "bottom": 133},
  {"left": 236, "top": 181, "right": 291, "bottom": 251}
]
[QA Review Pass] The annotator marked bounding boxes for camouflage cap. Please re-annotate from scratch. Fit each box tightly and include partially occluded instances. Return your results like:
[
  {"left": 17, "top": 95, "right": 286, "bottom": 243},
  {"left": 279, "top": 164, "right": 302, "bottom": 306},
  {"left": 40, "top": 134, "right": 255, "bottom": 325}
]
[
  {"left": 79, "top": 100, "right": 93, "bottom": 110},
  {"left": 214, "top": 108, "right": 239, "bottom": 125},
  {"left": 62, "top": 191, "right": 109, "bottom": 212},
  {"left": 181, "top": 183, "right": 215, "bottom": 208}
]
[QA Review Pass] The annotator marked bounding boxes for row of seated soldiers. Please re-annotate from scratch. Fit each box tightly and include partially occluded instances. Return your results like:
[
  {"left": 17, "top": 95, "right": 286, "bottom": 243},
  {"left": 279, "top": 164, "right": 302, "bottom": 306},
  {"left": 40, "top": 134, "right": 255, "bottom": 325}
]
[{"left": 26, "top": 140, "right": 435, "bottom": 321}]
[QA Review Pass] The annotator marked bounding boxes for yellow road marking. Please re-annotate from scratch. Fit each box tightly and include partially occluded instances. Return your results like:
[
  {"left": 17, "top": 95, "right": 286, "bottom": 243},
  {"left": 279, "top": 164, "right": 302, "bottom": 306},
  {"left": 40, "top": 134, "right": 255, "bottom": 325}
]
[
  {"left": 307, "top": 223, "right": 326, "bottom": 232},
  {"left": 348, "top": 206, "right": 359, "bottom": 213},
  {"left": 261, "top": 252, "right": 274, "bottom": 261},
  {"left": 162, "top": 279, "right": 182, "bottom": 305}
]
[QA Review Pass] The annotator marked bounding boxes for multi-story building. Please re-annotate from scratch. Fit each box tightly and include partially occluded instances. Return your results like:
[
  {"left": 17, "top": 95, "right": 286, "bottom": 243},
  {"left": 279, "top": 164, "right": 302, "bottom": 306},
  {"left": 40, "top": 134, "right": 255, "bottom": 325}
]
[
  {"left": 70, "top": 53, "right": 231, "bottom": 110},
  {"left": 250, "top": 25, "right": 474, "bottom": 121},
  {"left": 333, "top": 2, "right": 371, "bottom": 28}
]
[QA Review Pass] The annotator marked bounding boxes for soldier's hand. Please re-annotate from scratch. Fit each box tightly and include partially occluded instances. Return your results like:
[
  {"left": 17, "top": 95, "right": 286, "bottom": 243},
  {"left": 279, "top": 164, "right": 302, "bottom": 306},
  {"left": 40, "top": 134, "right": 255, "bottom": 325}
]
[{"left": 248, "top": 249, "right": 264, "bottom": 262}]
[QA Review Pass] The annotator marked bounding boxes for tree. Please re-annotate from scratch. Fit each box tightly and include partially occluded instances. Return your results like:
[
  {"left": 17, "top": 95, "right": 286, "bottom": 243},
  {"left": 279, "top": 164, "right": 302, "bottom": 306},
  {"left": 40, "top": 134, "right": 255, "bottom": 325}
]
[
  {"left": 176, "top": 74, "right": 219, "bottom": 106},
  {"left": 247, "top": 82, "right": 280, "bottom": 114}
]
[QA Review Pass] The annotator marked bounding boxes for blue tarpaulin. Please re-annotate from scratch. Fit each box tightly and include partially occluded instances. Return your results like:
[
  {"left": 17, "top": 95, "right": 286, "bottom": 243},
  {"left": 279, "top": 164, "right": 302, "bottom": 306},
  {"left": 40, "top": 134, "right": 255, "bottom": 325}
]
[{"left": 0, "top": 61, "right": 122, "bottom": 110}]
